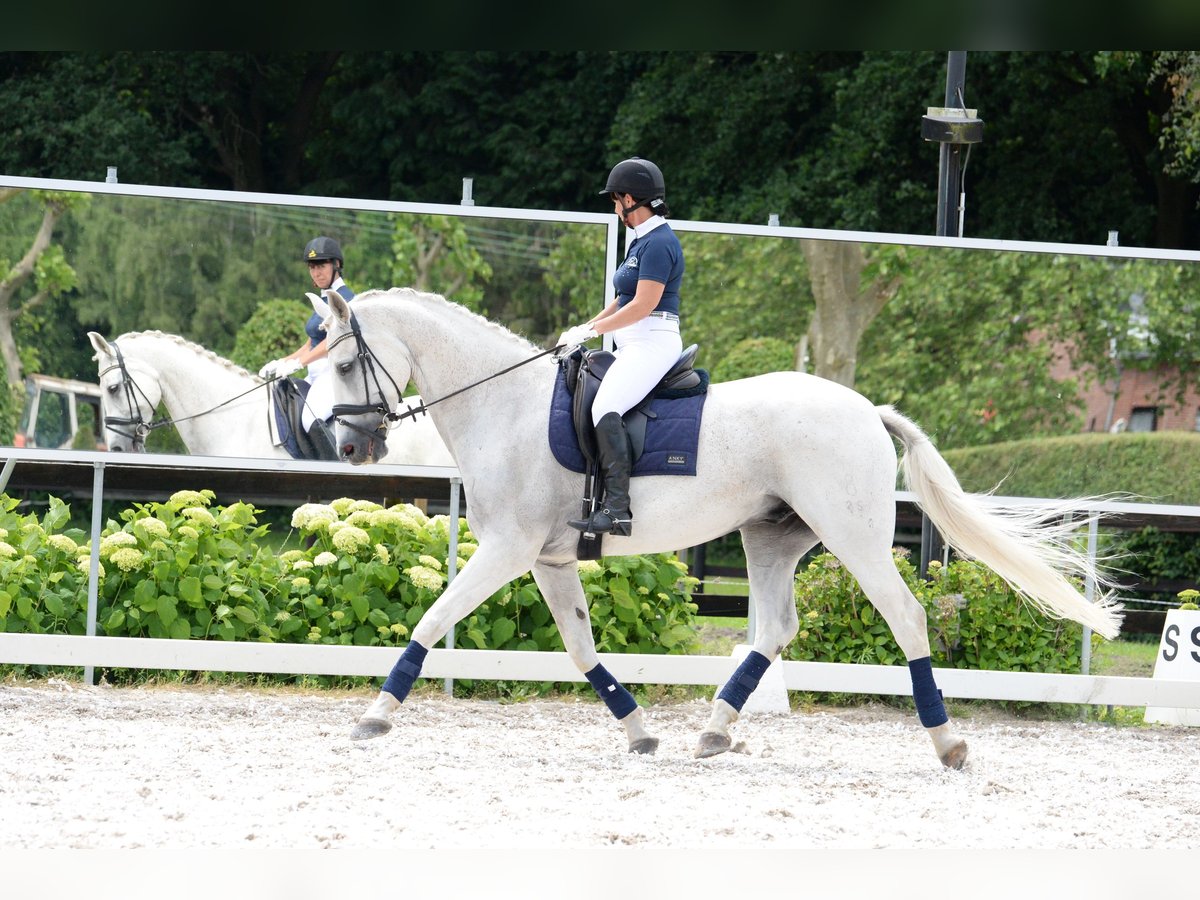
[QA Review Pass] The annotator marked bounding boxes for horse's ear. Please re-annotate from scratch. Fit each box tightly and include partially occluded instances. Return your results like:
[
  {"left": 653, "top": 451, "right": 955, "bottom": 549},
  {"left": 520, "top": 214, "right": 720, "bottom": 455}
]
[
  {"left": 306, "top": 291, "right": 329, "bottom": 318},
  {"left": 313, "top": 289, "right": 351, "bottom": 325},
  {"left": 88, "top": 331, "right": 113, "bottom": 356}
]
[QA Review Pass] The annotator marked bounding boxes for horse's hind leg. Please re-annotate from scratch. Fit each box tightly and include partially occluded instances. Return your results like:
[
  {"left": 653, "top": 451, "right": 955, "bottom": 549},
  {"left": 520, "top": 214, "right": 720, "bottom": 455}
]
[
  {"left": 533, "top": 560, "right": 658, "bottom": 754},
  {"left": 695, "top": 517, "right": 813, "bottom": 759},
  {"left": 824, "top": 541, "right": 969, "bottom": 770}
]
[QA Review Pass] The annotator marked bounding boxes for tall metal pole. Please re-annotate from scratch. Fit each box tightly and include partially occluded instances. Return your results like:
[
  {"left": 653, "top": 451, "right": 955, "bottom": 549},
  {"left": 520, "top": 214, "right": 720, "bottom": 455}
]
[
  {"left": 919, "top": 50, "right": 983, "bottom": 579},
  {"left": 936, "top": 51, "right": 968, "bottom": 238}
]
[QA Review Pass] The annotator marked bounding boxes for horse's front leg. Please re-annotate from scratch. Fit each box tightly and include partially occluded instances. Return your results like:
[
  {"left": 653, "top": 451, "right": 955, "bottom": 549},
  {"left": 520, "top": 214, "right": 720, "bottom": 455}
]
[
  {"left": 351, "top": 540, "right": 537, "bottom": 741},
  {"left": 532, "top": 560, "right": 658, "bottom": 754}
]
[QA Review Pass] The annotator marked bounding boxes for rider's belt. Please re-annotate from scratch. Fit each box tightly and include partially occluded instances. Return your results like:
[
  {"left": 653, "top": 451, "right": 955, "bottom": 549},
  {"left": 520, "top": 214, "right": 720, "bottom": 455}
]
[{"left": 647, "top": 311, "right": 679, "bottom": 321}]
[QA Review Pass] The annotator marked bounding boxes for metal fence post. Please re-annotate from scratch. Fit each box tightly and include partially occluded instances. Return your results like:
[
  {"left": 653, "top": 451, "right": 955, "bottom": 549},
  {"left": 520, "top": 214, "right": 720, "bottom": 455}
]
[
  {"left": 444, "top": 476, "right": 462, "bottom": 696},
  {"left": 83, "top": 461, "right": 105, "bottom": 686}
]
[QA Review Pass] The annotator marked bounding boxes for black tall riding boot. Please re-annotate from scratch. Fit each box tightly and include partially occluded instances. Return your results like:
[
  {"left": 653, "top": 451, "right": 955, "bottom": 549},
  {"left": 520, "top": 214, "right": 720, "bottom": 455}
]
[{"left": 569, "top": 412, "right": 633, "bottom": 536}]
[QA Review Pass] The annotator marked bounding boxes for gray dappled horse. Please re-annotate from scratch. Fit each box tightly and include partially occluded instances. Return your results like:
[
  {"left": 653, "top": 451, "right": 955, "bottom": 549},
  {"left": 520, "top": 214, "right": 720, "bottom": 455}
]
[
  {"left": 311, "top": 288, "right": 1121, "bottom": 768},
  {"left": 89, "top": 330, "right": 452, "bottom": 466}
]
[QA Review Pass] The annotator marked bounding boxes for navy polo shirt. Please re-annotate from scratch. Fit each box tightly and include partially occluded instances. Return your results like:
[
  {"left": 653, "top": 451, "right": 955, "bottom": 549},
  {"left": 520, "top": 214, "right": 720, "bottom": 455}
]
[{"left": 613, "top": 220, "right": 683, "bottom": 316}]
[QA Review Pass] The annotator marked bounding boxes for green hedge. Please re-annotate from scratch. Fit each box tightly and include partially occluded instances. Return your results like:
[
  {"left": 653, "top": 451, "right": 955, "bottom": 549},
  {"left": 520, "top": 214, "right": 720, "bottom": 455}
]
[
  {"left": 940, "top": 432, "right": 1200, "bottom": 505},
  {"left": 790, "top": 550, "right": 1088, "bottom": 673}
]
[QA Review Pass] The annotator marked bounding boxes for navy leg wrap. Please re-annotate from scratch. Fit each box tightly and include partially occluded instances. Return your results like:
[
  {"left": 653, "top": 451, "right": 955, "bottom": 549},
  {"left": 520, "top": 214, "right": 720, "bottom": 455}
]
[
  {"left": 908, "top": 656, "right": 949, "bottom": 728},
  {"left": 717, "top": 650, "right": 772, "bottom": 713},
  {"left": 381, "top": 641, "right": 429, "bottom": 702},
  {"left": 584, "top": 663, "right": 638, "bottom": 720}
]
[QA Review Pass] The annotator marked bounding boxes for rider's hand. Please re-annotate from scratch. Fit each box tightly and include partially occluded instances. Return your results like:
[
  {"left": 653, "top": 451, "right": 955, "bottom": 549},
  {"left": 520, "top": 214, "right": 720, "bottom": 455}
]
[
  {"left": 259, "top": 357, "right": 303, "bottom": 379},
  {"left": 556, "top": 323, "right": 598, "bottom": 348}
]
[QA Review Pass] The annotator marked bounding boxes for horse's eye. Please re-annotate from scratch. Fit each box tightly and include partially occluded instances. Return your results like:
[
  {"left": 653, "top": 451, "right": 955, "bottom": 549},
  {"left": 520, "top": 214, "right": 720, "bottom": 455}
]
[
  {"left": 336, "top": 362, "right": 353, "bottom": 376},
  {"left": 106, "top": 383, "right": 119, "bottom": 394}
]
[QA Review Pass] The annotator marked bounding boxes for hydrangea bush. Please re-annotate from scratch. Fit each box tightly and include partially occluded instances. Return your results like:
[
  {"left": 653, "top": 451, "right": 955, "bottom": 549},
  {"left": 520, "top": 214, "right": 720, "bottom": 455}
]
[
  {"left": 0, "top": 495, "right": 90, "bottom": 635},
  {"left": 93, "top": 490, "right": 279, "bottom": 641}
]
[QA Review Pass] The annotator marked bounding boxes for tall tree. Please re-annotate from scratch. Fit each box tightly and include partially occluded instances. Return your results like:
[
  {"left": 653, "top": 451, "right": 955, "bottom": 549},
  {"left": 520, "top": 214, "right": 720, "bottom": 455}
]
[{"left": 0, "top": 190, "right": 79, "bottom": 385}]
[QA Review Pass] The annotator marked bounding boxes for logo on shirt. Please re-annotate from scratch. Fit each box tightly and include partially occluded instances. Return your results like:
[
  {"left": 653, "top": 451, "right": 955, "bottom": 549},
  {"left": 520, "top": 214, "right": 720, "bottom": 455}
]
[
  {"left": 667, "top": 454, "right": 687, "bottom": 466},
  {"left": 626, "top": 255, "right": 639, "bottom": 269}
]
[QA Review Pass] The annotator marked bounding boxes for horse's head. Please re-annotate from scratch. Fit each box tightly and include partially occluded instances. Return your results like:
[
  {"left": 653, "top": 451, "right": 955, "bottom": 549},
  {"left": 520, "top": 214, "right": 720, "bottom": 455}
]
[
  {"left": 310, "top": 291, "right": 413, "bottom": 466},
  {"left": 89, "top": 331, "right": 161, "bottom": 453}
]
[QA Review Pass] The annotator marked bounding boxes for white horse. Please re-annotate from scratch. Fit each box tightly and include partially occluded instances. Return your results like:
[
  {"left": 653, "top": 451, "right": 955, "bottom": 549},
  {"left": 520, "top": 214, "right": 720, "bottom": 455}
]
[
  {"left": 311, "top": 287, "right": 1122, "bottom": 768},
  {"left": 87, "top": 330, "right": 453, "bottom": 466}
]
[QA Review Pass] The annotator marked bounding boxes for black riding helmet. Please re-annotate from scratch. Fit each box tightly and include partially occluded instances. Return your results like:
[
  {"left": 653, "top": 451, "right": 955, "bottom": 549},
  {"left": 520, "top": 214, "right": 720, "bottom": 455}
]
[
  {"left": 303, "top": 236, "right": 344, "bottom": 275},
  {"left": 600, "top": 158, "right": 668, "bottom": 217}
]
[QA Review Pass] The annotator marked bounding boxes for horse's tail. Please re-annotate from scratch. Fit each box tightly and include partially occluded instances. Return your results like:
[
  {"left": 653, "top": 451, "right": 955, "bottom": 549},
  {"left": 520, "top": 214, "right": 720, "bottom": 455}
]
[{"left": 877, "top": 405, "right": 1123, "bottom": 640}]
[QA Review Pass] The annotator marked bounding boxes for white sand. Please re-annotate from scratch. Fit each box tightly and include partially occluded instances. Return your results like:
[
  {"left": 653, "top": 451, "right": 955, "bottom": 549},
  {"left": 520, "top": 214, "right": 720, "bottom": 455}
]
[{"left": 1, "top": 678, "right": 1197, "bottom": 851}]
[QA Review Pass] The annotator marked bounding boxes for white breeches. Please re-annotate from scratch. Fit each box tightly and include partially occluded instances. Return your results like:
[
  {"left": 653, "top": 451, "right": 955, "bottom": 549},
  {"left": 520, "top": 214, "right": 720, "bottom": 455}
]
[
  {"left": 592, "top": 314, "right": 682, "bottom": 425},
  {"left": 301, "top": 358, "right": 333, "bottom": 431}
]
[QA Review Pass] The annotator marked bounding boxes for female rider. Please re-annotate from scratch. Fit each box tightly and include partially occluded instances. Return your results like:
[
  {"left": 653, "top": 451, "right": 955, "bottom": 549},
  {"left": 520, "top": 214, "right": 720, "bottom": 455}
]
[
  {"left": 558, "top": 157, "right": 685, "bottom": 537},
  {"left": 258, "top": 236, "right": 356, "bottom": 432}
]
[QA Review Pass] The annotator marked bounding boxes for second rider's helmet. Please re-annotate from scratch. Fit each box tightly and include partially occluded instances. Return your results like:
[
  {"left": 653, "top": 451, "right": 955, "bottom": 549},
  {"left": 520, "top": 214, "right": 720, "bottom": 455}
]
[{"left": 303, "top": 236, "right": 344, "bottom": 273}]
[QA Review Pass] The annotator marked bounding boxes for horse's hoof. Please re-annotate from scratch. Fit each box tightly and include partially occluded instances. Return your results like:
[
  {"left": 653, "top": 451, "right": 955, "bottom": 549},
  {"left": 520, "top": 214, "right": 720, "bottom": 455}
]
[
  {"left": 628, "top": 736, "right": 659, "bottom": 755},
  {"left": 349, "top": 717, "right": 393, "bottom": 741},
  {"left": 693, "top": 731, "right": 732, "bottom": 759},
  {"left": 940, "top": 739, "right": 969, "bottom": 770}
]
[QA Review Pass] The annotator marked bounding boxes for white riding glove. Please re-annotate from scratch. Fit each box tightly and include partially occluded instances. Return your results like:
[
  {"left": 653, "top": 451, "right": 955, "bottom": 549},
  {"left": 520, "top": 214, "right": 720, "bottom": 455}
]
[
  {"left": 259, "top": 357, "right": 304, "bottom": 379},
  {"left": 556, "top": 323, "right": 598, "bottom": 348}
]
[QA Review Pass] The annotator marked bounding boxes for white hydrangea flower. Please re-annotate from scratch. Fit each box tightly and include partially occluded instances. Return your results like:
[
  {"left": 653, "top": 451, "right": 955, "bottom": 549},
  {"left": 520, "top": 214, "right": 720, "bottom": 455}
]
[
  {"left": 279, "top": 550, "right": 306, "bottom": 563},
  {"left": 291, "top": 577, "right": 310, "bottom": 588},
  {"left": 48, "top": 534, "right": 78, "bottom": 554},
  {"left": 345, "top": 511, "right": 374, "bottom": 528},
  {"left": 390, "top": 502, "right": 428, "bottom": 524},
  {"left": 138, "top": 517, "right": 169, "bottom": 539},
  {"left": 313, "top": 551, "right": 338, "bottom": 567},
  {"left": 332, "top": 526, "right": 370, "bottom": 554},
  {"left": 0, "top": 541, "right": 17, "bottom": 558},
  {"left": 368, "top": 509, "right": 407, "bottom": 529},
  {"left": 374, "top": 544, "right": 390, "bottom": 564},
  {"left": 458, "top": 542, "right": 478, "bottom": 558},
  {"left": 178, "top": 526, "right": 200, "bottom": 540},
  {"left": 330, "top": 498, "right": 356, "bottom": 515},
  {"left": 577, "top": 560, "right": 602, "bottom": 575},
  {"left": 418, "top": 554, "right": 442, "bottom": 571},
  {"left": 110, "top": 547, "right": 145, "bottom": 571},
  {"left": 99, "top": 532, "right": 138, "bottom": 556},
  {"left": 291, "top": 503, "right": 338, "bottom": 530},
  {"left": 291, "top": 559, "right": 314, "bottom": 570},
  {"left": 169, "top": 490, "right": 212, "bottom": 507},
  {"left": 181, "top": 507, "right": 217, "bottom": 528},
  {"left": 350, "top": 500, "right": 382, "bottom": 513},
  {"left": 405, "top": 564, "right": 445, "bottom": 591},
  {"left": 76, "top": 556, "right": 105, "bottom": 578}
]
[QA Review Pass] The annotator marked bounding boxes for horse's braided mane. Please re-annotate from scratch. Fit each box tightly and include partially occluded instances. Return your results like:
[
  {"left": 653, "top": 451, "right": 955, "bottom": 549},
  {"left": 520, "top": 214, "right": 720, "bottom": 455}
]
[
  {"left": 355, "top": 287, "right": 542, "bottom": 353},
  {"left": 116, "top": 330, "right": 255, "bottom": 377}
]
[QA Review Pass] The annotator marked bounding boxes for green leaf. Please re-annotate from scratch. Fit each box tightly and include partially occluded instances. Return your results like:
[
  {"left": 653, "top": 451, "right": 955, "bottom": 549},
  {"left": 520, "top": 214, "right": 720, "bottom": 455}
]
[
  {"left": 179, "top": 576, "right": 202, "bottom": 605},
  {"left": 156, "top": 594, "right": 178, "bottom": 628},
  {"left": 350, "top": 594, "right": 369, "bottom": 623},
  {"left": 203, "top": 574, "right": 224, "bottom": 590},
  {"left": 169, "top": 617, "right": 191, "bottom": 640},
  {"left": 490, "top": 618, "right": 517, "bottom": 646}
]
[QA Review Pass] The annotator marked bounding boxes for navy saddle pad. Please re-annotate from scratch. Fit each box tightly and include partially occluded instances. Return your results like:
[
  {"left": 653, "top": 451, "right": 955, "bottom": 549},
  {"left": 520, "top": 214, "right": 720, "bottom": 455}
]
[{"left": 547, "top": 365, "right": 708, "bottom": 476}]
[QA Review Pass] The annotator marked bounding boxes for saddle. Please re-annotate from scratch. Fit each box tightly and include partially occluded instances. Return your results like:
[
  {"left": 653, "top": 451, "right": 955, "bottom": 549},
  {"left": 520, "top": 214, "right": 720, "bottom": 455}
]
[
  {"left": 563, "top": 344, "right": 705, "bottom": 560},
  {"left": 270, "top": 377, "right": 339, "bottom": 462}
]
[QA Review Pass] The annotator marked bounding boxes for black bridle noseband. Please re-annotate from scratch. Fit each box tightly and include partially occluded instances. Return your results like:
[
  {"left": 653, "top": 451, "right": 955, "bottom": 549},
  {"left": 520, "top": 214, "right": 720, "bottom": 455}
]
[{"left": 327, "top": 310, "right": 560, "bottom": 450}]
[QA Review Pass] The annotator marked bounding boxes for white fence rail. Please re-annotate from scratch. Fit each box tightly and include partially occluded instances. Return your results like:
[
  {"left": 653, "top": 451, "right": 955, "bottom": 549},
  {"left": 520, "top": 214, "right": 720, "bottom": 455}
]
[{"left": 2, "top": 634, "right": 1197, "bottom": 709}]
